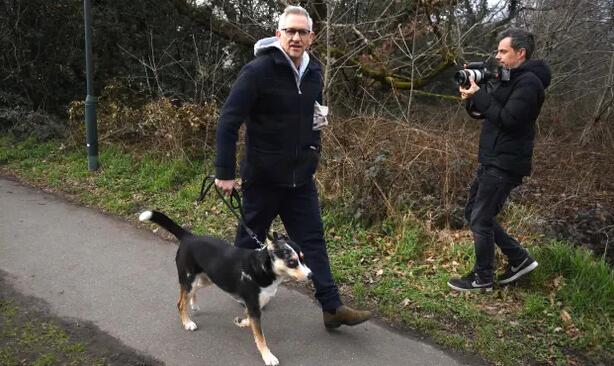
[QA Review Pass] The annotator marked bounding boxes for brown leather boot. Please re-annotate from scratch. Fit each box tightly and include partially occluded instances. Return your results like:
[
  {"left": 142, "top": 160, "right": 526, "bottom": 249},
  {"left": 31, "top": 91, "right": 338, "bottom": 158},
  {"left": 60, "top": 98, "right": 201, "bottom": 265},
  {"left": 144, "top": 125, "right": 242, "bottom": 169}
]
[{"left": 323, "top": 305, "right": 372, "bottom": 329}]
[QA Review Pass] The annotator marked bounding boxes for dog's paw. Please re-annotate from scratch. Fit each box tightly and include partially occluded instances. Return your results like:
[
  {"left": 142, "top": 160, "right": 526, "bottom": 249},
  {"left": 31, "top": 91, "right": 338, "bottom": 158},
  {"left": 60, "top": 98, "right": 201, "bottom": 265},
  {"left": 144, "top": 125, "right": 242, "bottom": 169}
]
[
  {"left": 190, "top": 303, "right": 200, "bottom": 312},
  {"left": 233, "top": 317, "right": 250, "bottom": 328},
  {"left": 261, "top": 351, "right": 279, "bottom": 366},
  {"left": 183, "top": 321, "right": 198, "bottom": 331}
]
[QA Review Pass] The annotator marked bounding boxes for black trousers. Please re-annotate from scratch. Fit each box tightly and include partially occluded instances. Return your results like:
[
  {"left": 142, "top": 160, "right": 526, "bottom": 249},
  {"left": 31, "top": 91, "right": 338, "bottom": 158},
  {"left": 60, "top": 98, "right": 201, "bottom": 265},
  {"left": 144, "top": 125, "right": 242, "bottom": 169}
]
[
  {"left": 465, "top": 165, "right": 528, "bottom": 281},
  {"left": 234, "top": 179, "right": 342, "bottom": 311}
]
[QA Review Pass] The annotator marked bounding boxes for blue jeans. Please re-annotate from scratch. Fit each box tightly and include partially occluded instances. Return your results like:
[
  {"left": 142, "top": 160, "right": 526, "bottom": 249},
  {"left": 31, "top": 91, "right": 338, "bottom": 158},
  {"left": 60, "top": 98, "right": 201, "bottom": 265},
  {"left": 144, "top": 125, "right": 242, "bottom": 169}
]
[
  {"left": 235, "top": 179, "right": 342, "bottom": 311},
  {"left": 465, "top": 165, "right": 528, "bottom": 281}
]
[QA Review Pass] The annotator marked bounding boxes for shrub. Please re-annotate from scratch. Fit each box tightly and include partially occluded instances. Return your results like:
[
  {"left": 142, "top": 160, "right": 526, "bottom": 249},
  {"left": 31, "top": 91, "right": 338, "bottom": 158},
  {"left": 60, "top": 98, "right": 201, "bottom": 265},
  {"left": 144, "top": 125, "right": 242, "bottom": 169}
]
[{"left": 67, "top": 82, "right": 219, "bottom": 158}]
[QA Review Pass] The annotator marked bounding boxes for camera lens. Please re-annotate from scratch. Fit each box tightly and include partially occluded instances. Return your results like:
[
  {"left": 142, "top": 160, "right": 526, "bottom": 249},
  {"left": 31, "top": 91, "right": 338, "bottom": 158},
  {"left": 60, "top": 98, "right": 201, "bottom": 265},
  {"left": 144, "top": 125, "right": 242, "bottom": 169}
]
[
  {"left": 455, "top": 69, "right": 485, "bottom": 87},
  {"left": 454, "top": 70, "right": 469, "bottom": 86},
  {"left": 472, "top": 70, "right": 483, "bottom": 83}
]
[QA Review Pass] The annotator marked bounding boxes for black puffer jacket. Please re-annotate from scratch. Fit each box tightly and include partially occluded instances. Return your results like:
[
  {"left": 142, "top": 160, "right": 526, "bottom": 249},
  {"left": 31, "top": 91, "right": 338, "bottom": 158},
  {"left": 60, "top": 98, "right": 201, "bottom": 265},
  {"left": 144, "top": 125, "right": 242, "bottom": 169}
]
[
  {"left": 215, "top": 47, "right": 322, "bottom": 187},
  {"left": 467, "top": 59, "right": 551, "bottom": 176}
]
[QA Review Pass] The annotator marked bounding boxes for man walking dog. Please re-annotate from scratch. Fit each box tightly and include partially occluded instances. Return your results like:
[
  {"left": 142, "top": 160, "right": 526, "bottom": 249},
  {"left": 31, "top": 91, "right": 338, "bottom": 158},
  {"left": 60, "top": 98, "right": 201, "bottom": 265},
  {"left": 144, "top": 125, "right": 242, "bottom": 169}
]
[
  {"left": 448, "top": 28, "right": 551, "bottom": 292},
  {"left": 214, "top": 5, "right": 371, "bottom": 328}
]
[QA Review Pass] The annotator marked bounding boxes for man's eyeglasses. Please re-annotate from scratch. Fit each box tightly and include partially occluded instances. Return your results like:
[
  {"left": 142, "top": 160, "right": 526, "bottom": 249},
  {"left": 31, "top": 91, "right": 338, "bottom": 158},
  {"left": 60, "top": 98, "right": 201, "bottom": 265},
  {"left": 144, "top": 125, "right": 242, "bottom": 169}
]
[{"left": 281, "top": 28, "right": 311, "bottom": 38}]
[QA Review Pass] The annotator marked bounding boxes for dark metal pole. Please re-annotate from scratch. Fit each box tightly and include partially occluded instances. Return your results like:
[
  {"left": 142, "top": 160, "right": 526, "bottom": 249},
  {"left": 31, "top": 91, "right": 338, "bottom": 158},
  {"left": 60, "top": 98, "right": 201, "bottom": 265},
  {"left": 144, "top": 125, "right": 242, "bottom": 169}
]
[{"left": 84, "top": 0, "right": 99, "bottom": 171}]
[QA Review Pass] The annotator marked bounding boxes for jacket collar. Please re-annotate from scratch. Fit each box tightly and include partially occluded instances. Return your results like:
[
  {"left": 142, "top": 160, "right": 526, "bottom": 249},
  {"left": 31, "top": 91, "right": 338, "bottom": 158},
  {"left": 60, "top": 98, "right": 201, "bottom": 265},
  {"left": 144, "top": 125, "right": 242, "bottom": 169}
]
[
  {"left": 509, "top": 59, "right": 551, "bottom": 89},
  {"left": 269, "top": 47, "right": 320, "bottom": 73},
  {"left": 254, "top": 37, "right": 318, "bottom": 74}
]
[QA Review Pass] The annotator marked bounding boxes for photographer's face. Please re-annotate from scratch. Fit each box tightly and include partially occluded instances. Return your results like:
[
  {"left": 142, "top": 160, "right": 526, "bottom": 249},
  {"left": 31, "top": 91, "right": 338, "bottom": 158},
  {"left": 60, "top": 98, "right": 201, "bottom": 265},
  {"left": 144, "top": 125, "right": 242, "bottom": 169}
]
[{"left": 496, "top": 37, "right": 526, "bottom": 69}]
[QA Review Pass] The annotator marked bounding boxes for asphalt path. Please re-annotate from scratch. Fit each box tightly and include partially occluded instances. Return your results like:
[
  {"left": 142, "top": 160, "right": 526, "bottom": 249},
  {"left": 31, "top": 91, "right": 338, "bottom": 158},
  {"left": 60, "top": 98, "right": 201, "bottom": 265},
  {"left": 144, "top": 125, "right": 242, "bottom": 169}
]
[{"left": 0, "top": 176, "right": 478, "bottom": 366}]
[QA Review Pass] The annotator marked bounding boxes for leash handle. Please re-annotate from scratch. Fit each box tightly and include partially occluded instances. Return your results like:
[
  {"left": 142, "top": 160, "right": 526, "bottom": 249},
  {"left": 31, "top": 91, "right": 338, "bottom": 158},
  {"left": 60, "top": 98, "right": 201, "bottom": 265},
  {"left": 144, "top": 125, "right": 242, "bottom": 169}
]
[
  {"left": 196, "top": 175, "right": 216, "bottom": 203},
  {"left": 197, "top": 175, "right": 269, "bottom": 248}
]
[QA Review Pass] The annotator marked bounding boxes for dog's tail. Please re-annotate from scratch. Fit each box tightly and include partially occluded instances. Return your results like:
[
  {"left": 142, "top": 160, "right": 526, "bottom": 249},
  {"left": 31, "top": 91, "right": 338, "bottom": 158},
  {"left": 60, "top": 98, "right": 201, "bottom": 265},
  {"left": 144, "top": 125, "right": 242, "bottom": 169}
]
[{"left": 139, "top": 210, "right": 190, "bottom": 240}]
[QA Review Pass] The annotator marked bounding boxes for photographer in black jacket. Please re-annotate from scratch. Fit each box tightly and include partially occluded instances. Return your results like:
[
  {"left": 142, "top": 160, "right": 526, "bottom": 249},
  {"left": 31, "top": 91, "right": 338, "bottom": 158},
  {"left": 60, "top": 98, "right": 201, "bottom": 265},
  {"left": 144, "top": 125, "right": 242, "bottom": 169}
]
[
  {"left": 214, "top": 5, "right": 371, "bottom": 327},
  {"left": 448, "top": 28, "right": 551, "bottom": 292}
]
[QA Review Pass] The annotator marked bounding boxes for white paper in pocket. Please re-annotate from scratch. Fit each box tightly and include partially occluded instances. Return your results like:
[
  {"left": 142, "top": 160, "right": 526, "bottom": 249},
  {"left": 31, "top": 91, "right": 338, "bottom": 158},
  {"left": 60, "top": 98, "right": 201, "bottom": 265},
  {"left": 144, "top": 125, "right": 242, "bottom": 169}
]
[{"left": 313, "top": 101, "right": 329, "bottom": 131}]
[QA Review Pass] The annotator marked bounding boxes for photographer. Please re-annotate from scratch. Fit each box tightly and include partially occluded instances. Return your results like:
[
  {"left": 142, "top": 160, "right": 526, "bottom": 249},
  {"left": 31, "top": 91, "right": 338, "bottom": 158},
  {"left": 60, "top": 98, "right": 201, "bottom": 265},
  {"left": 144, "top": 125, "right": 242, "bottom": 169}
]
[{"left": 448, "top": 28, "right": 551, "bottom": 292}]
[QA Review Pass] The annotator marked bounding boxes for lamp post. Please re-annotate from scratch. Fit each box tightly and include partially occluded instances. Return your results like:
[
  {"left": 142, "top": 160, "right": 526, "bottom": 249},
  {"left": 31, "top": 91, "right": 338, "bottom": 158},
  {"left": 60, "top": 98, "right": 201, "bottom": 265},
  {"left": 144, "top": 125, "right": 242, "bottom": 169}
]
[{"left": 84, "top": 0, "right": 99, "bottom": 171}]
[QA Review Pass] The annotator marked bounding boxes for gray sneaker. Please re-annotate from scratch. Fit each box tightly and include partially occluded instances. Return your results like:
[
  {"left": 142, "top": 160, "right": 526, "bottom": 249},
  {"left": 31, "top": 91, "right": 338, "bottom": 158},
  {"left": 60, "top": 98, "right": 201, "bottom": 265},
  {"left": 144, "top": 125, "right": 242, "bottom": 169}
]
[{"left": 497, "top": 256, "right": 538, "bottom": 285}]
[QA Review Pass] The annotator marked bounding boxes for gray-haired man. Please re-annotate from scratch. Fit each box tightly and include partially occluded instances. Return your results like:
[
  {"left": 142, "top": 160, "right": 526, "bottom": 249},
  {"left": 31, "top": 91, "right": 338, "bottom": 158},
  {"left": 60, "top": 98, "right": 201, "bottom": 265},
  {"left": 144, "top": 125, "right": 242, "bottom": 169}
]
[{"left": 215, "top": 5, "right": 371, "bottom": 328}]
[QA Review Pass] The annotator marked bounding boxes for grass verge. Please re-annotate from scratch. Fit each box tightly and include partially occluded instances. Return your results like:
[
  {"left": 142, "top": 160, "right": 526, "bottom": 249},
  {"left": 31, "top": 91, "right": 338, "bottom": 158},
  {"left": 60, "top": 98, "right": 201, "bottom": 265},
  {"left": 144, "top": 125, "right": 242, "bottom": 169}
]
[
  {"left": 1, "top": 135, "right": 612, "bottom": 365},
  {"left": 0, "top": 299, "right": 106, "bottom": 366},
  {"left": 0, "top": 272, "right": 163, "bottom": 366}
]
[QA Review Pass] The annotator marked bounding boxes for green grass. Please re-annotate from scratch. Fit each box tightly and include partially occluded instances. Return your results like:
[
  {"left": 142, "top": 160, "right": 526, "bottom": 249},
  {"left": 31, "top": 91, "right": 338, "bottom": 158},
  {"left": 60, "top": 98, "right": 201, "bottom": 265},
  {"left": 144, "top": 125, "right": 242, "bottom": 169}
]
[
  {"left": 534, "top": 241, "right": 614, "bottom": 314},
  {"left": 0, "top": 300, "right": 106, "bottom": 366},
  {"left": 322, "top": 210, "right": 612, "bottom": 364},
  {"left": 1, "top": 134, "right": 613, "bottom": 365}
]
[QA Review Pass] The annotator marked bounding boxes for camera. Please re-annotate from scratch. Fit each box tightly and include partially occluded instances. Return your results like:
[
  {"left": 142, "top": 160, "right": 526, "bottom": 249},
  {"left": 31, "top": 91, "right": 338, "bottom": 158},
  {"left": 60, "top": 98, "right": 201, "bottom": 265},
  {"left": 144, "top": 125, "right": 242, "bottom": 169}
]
[{"left": 454, "top": 61, "right": 497, "bottom": 88}]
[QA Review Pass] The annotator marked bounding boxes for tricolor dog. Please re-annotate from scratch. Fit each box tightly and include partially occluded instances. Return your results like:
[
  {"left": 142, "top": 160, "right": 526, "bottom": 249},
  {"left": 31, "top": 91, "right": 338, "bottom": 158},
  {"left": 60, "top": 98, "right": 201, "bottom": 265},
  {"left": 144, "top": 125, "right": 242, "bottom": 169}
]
[{"left": 139, "top": 210, "right": 312, "bottom": 366}]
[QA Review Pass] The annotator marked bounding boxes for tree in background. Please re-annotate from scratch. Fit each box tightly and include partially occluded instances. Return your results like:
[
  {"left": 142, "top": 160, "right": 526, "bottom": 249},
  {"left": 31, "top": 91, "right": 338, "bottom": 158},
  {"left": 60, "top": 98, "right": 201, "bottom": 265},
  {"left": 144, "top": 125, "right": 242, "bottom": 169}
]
[{"left": 0, "top": 0, "right": 611, "bottom": 134}]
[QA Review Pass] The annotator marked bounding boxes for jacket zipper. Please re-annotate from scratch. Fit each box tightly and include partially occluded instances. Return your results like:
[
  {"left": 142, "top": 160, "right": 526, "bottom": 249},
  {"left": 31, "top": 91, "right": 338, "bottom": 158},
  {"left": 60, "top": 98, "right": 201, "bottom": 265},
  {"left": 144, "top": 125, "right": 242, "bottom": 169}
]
[
  {"left": 292, "top": 68, "right": 308, "bottom": 187},
  {"left": 294, "top": 86, "right": 300, "bottom": 188}
]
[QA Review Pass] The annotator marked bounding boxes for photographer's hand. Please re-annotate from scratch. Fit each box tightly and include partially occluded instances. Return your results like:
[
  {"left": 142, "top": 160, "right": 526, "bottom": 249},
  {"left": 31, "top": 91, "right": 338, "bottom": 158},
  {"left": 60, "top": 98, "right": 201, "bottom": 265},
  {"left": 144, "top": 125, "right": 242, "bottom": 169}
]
[{"left": 459, "top": 77, "right": 480, "bottom": 100}]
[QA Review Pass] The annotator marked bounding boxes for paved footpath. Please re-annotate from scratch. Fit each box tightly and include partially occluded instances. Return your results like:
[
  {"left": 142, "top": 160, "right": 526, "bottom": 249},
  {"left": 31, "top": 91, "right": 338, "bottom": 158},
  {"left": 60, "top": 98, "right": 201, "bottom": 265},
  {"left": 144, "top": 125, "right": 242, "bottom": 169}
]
[{"left": 0, "top": 176, "right": 479, "bottom": 366}]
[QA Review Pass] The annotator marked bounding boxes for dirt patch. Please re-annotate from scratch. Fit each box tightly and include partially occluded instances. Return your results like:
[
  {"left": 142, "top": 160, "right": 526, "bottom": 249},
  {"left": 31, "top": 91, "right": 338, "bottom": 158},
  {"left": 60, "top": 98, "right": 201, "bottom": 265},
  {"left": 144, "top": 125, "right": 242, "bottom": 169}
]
[{"left": 0, "top": 271, "right": 163, "bottom": 366}]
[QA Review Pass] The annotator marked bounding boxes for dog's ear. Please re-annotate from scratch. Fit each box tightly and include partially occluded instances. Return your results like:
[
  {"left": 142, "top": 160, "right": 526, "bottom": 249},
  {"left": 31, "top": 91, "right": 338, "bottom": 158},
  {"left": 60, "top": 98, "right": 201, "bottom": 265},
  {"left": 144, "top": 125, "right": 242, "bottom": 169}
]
[
  {"left": 272, "top": 231, "right": 280, "bottom": 241},
  {"left": 266, "top": 236, "right": 278, "bottom": 251}
]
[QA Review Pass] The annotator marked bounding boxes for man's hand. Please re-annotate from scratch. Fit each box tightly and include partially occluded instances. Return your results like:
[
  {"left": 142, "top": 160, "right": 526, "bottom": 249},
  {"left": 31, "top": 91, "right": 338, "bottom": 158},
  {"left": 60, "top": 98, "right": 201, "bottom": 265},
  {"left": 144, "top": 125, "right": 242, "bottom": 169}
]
[
  {"left": 215, "top": 179, "right": 238, "bottom": 196},
  {"left": 459, "top": 77, "right": 480, "bottom": 100}
]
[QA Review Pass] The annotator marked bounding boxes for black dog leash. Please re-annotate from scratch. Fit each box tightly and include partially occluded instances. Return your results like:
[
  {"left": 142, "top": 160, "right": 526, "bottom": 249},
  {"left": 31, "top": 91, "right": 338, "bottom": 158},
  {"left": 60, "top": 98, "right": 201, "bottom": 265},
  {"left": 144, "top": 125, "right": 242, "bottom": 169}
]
[{"left": 197, "top": 175, "right": 270, "bottom": 248}]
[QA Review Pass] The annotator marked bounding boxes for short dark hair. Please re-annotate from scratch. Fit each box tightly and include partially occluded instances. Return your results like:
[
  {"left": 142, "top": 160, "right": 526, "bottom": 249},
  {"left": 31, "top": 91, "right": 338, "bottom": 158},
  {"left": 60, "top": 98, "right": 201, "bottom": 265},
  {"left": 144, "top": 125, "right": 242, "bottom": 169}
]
[{"left": 497, "top": 28, "right": 535, "bottom": 59}]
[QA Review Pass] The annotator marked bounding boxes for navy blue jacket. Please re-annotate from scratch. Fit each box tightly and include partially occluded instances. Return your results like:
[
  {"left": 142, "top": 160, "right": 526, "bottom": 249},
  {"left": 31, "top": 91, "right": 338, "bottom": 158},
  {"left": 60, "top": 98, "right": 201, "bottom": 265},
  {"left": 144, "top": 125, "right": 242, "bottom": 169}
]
[
  {"left": 467, "top": 60, "right": 551, "bottom": 177},
  {"left": 215, "top": 47, "right": 322, "bottom": 187}
]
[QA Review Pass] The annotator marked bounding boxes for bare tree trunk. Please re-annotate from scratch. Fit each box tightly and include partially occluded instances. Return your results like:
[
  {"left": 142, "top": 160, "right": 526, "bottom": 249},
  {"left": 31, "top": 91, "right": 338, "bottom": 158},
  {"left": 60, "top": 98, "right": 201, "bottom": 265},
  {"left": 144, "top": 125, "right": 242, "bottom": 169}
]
[
  {"left": 323, "top": 1, "right": 332, "bottom": 105},
  {"left": 406, "top": 6, "right": 420, "bottom": 120},
  {"left": 580, "top": 50, "right": 614, "bottom": 145}
]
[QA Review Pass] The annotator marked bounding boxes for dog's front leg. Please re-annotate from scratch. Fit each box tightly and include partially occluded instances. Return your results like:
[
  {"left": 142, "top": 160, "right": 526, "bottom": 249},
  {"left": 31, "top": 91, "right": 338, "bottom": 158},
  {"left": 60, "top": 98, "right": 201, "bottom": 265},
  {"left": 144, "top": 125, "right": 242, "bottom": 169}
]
[{"left": 247, "top": 307, "right": 278, "bottom": 366}]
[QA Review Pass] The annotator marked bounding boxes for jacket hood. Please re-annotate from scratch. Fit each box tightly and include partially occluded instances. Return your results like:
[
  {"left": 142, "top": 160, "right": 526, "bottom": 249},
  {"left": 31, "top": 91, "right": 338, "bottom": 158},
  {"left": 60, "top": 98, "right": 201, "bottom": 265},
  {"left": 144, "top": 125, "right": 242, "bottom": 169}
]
[
  {"left": 515, "top": 59, "right": 551, "bottom": 89},
  {"left": 254, "top": 37, "right": 310, "bottom": 67},
  {"left": 254, "top": 37, "right": 280, "bottom": 57},
  {"left": 253, "top": 36, "right": 311, "bottom": 81}
]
